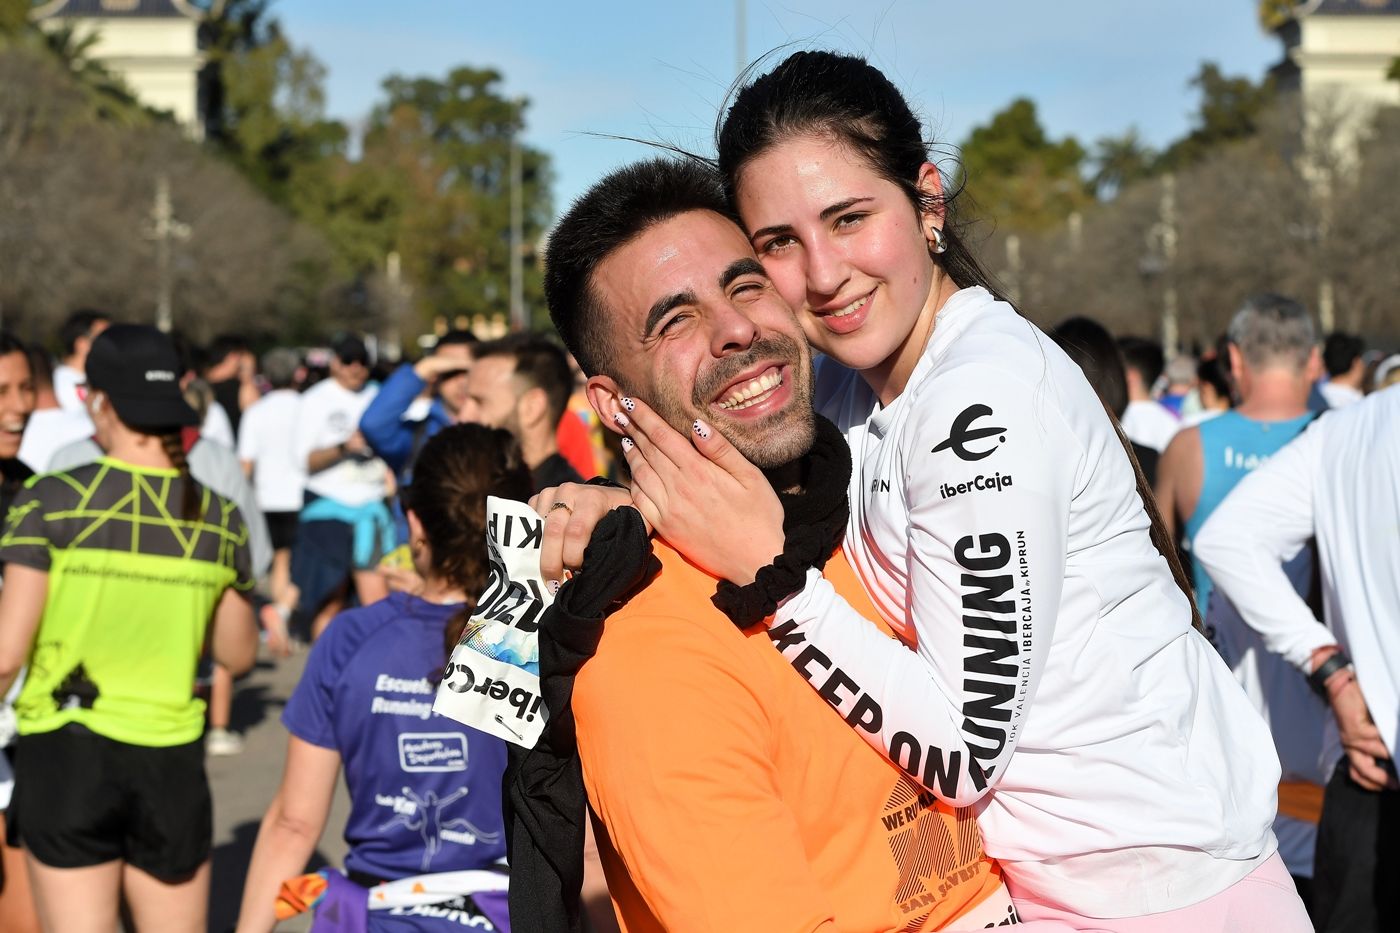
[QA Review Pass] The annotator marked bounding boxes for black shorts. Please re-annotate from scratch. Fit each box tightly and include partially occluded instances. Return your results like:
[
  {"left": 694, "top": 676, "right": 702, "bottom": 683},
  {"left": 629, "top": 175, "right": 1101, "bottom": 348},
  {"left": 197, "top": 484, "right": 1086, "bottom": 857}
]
[
  {"left": 266, "top": 510, "right": 300, "bottom": 552},
  {"left": 7, "top": 725, "right": 211, "bottom": 879}
]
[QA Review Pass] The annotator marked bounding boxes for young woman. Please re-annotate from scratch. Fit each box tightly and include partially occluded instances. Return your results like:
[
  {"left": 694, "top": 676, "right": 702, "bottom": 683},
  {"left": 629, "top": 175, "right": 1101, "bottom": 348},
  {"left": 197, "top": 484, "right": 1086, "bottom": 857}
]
[
  {"left": 0, "top": 333, "right": 38, "bottom": 933},
  {"left": 236, "top": 424, "right": 532, "bottom": 933},
  {"left": 0, "top": 325, "right": 258, "bottom": 933},
  {"left": 597, "top": 52, "right": 1310, "bottom": 929}
]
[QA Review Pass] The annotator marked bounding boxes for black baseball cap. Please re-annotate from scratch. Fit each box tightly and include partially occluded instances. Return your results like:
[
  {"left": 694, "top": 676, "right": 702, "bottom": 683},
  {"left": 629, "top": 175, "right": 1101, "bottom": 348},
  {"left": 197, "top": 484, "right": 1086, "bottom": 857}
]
[{"left": 85, "top": 325, "right": 199, "bottom": 429}]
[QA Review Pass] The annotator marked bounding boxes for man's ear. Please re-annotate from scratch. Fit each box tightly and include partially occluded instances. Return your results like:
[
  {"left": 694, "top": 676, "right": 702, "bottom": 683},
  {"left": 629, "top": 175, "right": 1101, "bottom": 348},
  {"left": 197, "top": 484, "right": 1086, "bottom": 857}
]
[
  {"left": 517, "top": 385, "right": 549, "bottom": 429},
  {"left": 1305, "top": 346, "right": 1324, "bottom": 383},
  {"left": 1227, "top": 344, "right": 1245, "bottom": 383},
  {"left": 586, "top": 375, "right": 626, "bottom": 434}
]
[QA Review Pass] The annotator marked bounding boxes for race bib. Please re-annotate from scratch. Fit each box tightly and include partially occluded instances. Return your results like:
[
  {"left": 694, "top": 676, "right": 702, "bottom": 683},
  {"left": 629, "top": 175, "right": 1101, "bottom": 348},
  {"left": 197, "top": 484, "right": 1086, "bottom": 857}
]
[{"left": 433, "top": 497, "right": 552, "bottom": 747}]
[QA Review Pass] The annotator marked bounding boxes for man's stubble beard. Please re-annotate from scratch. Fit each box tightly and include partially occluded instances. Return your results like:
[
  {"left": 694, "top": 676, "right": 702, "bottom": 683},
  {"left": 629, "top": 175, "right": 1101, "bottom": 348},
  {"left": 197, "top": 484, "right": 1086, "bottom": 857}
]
[{"left": 644, "top": 334, "right": 818, "bottom": 470}]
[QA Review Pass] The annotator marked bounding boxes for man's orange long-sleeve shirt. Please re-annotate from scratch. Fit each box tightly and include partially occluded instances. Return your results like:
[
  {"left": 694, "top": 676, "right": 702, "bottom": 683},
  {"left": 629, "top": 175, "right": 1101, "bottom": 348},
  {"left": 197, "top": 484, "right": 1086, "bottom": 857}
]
[{"left": 573, "top": 541, "right": 1006, "bottom": 932}]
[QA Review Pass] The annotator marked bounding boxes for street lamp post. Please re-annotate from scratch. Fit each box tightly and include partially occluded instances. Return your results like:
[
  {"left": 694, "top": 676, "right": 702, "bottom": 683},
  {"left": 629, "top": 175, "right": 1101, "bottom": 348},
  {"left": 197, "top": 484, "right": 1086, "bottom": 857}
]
[
  {"left": 147, "top": 175, "right": 190, "bottom": 333},
  {"left": 508, "top": 106, "right": 525, "bottom": 332},
  {"left": 1138, "top": 174, "right": 1179, "bottom": 356}
]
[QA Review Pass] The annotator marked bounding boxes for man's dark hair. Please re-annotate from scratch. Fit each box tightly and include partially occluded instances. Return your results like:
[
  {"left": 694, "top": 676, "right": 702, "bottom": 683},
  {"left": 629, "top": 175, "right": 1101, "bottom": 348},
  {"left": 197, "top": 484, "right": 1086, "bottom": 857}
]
[
  {"left": 59, "top": 308, "right": 111, "bottom": 357},
  {"left": 544, "top": 157, "right": 734, "bottom": 377},
  {"left": 206, "top": 334, "right": 249, "bottom": 369},
  {"left": 474, "top": 333, "right": 575, "bottom": 426},
  {"left": 331, "top": 334, "right": 370, "bottom": 366},
  {"left": 1050, "top": 317, "right": 1129, "bottom": 419},
  {"left": 1322, "top": 332, "right": 1365, "bottom": 378},
  {"left": 435, "top": 329, "right": 479, "bottom": 350},
  {"left": 26, "top": 345, "right": 53, "bottom": 393},
  {"left": 0, "top": 331, "right": 28, "bottom": 362},
  {"left": 1117, "top": 336, "right": 1166, "bottom": 389}
]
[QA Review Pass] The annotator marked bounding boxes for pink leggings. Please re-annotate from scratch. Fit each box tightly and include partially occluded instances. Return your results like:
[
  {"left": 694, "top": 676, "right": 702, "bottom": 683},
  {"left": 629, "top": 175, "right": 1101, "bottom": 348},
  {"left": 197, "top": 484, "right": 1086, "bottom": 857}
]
[{"left": 1007, "top": 853, "right": 1313, "bottom": 932}]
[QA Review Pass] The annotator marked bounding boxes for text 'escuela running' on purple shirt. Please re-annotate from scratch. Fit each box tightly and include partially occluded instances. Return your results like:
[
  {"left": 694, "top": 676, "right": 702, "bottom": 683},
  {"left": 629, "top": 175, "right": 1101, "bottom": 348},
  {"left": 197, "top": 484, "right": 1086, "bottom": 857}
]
[{"left": 282, "top": 591, "right": 509, "bottom": 881}]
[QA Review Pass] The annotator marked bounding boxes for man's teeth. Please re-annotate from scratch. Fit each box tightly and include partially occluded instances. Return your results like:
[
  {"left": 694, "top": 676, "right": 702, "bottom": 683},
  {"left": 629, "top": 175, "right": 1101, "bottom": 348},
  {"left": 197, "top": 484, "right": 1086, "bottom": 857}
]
[
  {"left": 0, "top": 424, "right": 22, "bottom": 434},
  {"left": 717, "top": 371, "right": 783, "bottom": 410},
  {"left": 831, "top": 292, "right": 870, "bottom": 318}
]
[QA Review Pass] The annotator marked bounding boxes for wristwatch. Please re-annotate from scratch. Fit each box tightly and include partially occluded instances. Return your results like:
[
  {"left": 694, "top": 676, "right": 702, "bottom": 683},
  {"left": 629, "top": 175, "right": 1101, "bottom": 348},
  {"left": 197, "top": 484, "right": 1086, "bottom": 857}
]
[{"left": 1308, "top": 650, "right": 1353, "bottom": 699}]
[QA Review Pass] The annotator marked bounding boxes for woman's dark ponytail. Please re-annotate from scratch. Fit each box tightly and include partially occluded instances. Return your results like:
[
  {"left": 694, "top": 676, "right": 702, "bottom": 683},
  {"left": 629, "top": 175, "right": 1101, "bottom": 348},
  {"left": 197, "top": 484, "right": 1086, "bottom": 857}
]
[
  {"left": 159, "top": 431, "right": 200, "bottom": 522},
  {"left": 399, "top": 424, "right": 534, "bottom": 673}
]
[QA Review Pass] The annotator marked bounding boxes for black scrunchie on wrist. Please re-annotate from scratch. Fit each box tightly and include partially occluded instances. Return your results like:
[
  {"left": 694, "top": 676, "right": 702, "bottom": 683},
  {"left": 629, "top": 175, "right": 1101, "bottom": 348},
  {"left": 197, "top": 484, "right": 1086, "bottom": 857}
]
[{"left": 711, "top": 416, "right": 852, "bottom": 628}]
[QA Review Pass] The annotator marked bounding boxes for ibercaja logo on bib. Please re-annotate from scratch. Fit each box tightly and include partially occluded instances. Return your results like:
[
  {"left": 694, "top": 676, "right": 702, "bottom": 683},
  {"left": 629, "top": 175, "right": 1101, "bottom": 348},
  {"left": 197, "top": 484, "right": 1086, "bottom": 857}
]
[{"left": 433, "top": 496, "right": 553, "bottom": 748}]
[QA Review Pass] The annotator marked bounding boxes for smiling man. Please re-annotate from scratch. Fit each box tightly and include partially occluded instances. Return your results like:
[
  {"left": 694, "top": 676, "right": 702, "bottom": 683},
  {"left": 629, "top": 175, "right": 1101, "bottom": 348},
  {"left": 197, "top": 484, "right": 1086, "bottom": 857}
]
[{"left": 536, "top": 158, "right": 1013, "bottom": 932}]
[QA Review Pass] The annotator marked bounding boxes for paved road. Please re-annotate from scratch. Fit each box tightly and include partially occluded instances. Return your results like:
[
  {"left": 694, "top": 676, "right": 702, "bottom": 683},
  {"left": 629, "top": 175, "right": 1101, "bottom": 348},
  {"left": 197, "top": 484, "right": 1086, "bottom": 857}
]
[{"left": 207, "top": 647, "right": 350, "bottom": 933}]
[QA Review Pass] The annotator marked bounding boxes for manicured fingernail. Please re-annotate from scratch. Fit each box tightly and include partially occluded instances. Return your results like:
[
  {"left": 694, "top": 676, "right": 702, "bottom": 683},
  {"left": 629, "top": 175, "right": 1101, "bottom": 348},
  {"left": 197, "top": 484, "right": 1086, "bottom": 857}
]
[
  {"left": 548, "top": 579, "right": 561, "bottom": 595},
  {"left": 620, "top": 436, "right": 634, "bottom": 452},
  {"left": 693, "top": 420, "right": 710, "bottom": 440},
  {"left": 621, "top": 397, "right": 636, "bottom": 412},
  {"left": 613, "top": 411, "right": 630, "bottom": 428}
]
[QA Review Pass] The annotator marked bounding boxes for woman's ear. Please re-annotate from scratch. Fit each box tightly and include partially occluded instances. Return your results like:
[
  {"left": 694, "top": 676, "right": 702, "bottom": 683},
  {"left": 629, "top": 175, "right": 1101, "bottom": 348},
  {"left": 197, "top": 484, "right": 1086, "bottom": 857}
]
[
  {"left": 585, "top": 375, "right": 627, "bottom": 434},
  {"left": 405, "top": 508, "right": 424, "bottom": 547},
  {"left": 916, "top": 162, "right": 948, "bottom": 230}
]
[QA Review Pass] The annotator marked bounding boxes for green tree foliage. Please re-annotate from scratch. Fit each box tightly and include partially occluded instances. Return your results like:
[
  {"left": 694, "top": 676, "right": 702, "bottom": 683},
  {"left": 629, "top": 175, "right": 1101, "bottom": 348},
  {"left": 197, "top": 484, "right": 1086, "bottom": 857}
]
[
  {"left": 0, "top": 44, "right": 337, "bottom": 343},
  {"left": 0, "top": 0, "right": 27, "bottom": 37},
  {"left": 358, "top": 67, "right": 552, "bottom": 329},
  {"left": 959, "top": 97, "right": 1090, "bottom": 230},
  {"left": 1091, "top": 129, "right": 1157, "bottom": 199},
  {"left": 1258, "top": 0, "right": 1298, "bottom": 31},
  {"left": 201, "top": 0, "right": 345, "bottom": 202},
  {"left": 1, "top": 0, "right": 154, "bottom": 126},
  {"left": 1159, "top": 64, "right": 1275, "bottom": 169},
  {"left": 197, "top": 5, "right": 553, "bottom": 336}
]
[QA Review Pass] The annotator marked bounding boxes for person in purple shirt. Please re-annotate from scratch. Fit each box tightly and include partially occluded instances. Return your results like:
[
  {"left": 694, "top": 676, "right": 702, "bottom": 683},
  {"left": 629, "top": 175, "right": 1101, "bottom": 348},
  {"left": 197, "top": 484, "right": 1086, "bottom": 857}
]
[{"left": 236, "top": 424, "right": 532, "bottom": 932}]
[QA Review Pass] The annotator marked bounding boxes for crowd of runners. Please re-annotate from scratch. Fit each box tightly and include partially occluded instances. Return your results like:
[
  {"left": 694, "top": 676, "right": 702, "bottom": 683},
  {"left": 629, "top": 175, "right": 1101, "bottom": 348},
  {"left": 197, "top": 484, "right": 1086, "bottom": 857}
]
[{"left": 0, "top": 49, "right": 1396, "bottom": 933}]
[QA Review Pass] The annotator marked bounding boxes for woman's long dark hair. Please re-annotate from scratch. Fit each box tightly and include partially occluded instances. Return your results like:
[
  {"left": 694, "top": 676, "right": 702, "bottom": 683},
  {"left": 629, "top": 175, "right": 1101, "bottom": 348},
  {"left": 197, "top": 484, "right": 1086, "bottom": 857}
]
[
  {"left": 399, "top": 424, "right": 533, "bottom": 664},
  {"left": 717, "top": 50, "right": 1201, "bottom": 626},
  {"left": 717, "top": 50, "right": 1006, "bottom": 303}
]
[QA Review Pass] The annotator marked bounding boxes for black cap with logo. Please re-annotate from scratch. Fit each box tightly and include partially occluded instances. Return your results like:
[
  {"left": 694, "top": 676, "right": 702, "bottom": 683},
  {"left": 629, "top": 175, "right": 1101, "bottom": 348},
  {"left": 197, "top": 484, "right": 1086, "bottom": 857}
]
[{"left": 85, "top": 324, "right": 199, "bottom": 429}]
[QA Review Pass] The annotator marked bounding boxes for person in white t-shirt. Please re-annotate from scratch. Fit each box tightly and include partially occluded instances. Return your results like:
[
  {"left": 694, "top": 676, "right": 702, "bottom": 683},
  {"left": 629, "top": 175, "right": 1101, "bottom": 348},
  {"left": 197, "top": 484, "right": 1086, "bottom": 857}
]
[
  {"left": 1195, "top": 386, "right": 1400, "bottom": 933},
  {"left": 1318, "top": 332, "right": 1365, "bottom": 410},
  {"left": 238, "top": 348, "right": 307, "bottom": 654},
  {"left": 290, "top": 336, "right": 391, "bottom": 640},
  {"left": 1118, "top": 336, "right": 1180, "bottom": 453},
  {"left": 200, "top": 398, "right": 236, "bottom": 450},
  {"left": 553, "top": 53, "right": 1308, "bottom": 930},
  {"left": 51, "top": 309, "right": 110, "bottom": 413}
]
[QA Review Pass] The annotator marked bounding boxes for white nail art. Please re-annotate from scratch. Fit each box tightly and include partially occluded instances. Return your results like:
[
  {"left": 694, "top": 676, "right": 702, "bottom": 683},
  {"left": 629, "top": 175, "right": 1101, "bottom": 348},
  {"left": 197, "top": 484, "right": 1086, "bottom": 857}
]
[{"left": 621, "top": 397, "right": 636, "bottom": 412}]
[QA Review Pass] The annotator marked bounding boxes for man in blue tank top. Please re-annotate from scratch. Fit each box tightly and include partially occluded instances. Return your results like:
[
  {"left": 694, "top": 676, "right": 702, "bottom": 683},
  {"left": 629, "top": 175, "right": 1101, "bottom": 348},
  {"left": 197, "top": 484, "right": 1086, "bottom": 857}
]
[{"left": 1155, "top": 293, "right": 1328, "bottom": 904}]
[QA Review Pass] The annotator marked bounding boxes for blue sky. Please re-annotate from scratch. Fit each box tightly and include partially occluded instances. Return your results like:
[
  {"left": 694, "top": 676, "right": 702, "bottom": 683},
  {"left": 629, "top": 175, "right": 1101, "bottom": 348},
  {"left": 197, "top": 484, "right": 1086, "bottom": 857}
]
[{"left": 276, "top": 1, "right": 1281, "bottom": 212}]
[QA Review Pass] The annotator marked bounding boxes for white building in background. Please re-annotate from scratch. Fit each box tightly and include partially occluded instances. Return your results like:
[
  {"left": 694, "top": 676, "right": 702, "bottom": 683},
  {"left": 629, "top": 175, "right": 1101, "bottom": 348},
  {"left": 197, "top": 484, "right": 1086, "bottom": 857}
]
[
  {"left": 31, "top": 0, "right": 205, "bottom": 137},
  {"left": 1272, "top": 0, "right": 1400, "bottom": 162}
]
